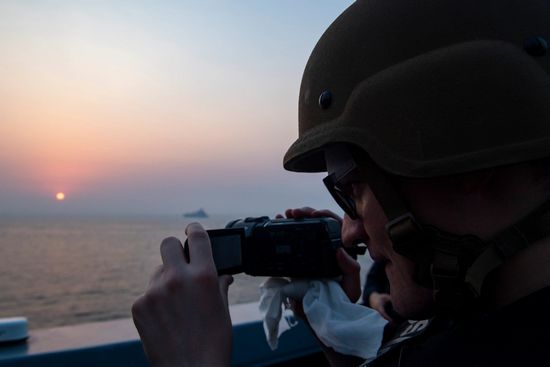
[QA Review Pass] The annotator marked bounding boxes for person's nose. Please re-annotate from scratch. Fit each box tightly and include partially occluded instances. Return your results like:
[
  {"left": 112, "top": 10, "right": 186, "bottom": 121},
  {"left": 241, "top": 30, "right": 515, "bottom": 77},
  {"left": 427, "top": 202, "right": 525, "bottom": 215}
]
[{"left": 341, "top": 214, "right": 368, "bottom": 247}]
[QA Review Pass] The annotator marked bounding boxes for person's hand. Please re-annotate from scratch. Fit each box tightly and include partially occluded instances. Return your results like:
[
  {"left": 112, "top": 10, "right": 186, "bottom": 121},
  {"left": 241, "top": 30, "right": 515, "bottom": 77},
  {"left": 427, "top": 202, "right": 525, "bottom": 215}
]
[
  {"left": 279, "top": 206, "right": 343, "bottom": 224},
  {"left": 276, "top": 207, "right": 362, "bottom": 303},
  {"left": 276, "top": 208, "right": 365, "bottom": 367},
  {"left": 131, "top": 223, "right": 233, "bottom": 367},
  {"left": 368, "top": 292, "right": 393, "bottom": 322}
]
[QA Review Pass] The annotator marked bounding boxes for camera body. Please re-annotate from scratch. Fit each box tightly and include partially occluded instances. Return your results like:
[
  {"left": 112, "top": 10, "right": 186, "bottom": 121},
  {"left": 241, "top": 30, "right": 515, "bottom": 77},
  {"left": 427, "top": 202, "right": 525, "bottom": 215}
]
[{"left": 188, "top": 216, "right": 359, "bottom": 278}]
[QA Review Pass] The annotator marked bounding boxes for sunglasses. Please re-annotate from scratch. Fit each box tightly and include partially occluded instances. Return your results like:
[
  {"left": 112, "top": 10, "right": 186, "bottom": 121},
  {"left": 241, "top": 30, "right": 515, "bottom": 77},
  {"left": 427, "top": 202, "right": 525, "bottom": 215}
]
[
  {"left": 324, "top": 146, "right": 409, "bottom": 230},
  {"left": 323, "top": 172, "right": 359, "bottom": 220}
]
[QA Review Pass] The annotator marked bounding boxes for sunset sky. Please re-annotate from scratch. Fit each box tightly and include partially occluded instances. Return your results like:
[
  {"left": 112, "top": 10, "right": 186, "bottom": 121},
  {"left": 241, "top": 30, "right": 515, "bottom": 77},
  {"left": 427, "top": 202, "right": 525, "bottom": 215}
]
[{"left": 0, "top": 1, "right": 353, "bottom": 215}]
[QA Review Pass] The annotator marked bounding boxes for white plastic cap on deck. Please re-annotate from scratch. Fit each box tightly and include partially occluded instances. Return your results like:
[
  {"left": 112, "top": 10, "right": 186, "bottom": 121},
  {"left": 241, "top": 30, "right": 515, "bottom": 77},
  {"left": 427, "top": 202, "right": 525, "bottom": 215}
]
[{"left": 0, "top": 317, "right": 28, "bottom": 343}]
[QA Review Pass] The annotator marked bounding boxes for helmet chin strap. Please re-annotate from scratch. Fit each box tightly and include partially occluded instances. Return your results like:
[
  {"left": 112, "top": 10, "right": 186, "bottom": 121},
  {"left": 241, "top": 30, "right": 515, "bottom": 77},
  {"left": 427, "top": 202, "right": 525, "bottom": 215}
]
[{"left": 360, "top": 154, "right": 550, "bottom": 314}]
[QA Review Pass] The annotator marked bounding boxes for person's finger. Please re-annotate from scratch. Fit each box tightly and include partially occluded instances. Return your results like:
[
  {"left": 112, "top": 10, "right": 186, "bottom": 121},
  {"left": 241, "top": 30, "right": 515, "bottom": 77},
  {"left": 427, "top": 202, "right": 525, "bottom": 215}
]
[
  {"left": 378, "top": 307, "right": 393, "bottom": 322},
  {"left": 185, "top": 222, "right": 215, "bottom": 269},
  {"left": 285, "top": 207, "right": 317, "bottom": 218},
  {"left": 160, "top": 237, "right": 186, "bottom": 269},
  {"left": 370, "top": 294, "right": 393, "bottom": 321},
  {"left": 287, "top": 298, "right": 306, "bottom": 319},
  {"left": 294, "top": 207, "right": 316, "bottom": 217},
  {"left": 336, "top": 248, "right": 361, "bottom": 302},
  {"left": 218, "top": 275, "right": 234, "bottom": 309},
  {"left": 379, "top": 294, "right": 392, "bottom": 304},
  {"left": 379, "top": 295, "right": 403, "bottom": 323},
  {"left": 311, "top": 209, "right": 342, "bottom": 222}
]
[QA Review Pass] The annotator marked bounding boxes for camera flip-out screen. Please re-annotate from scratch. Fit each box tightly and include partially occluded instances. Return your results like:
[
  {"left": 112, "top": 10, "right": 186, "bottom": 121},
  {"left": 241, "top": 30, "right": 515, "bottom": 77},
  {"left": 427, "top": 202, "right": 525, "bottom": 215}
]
[
  {"left": 207, "top": 228, "right": 244, "bottom": 275},
  {"left": 184, "top": 228, "right": 244, "bottom": 275}
]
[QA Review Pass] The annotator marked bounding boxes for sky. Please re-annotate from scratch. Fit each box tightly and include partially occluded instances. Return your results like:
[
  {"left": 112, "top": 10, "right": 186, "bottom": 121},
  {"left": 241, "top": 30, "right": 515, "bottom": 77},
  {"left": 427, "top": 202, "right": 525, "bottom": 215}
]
[{"left": 0, "top": 0, "right": 354, "bottom": 216}]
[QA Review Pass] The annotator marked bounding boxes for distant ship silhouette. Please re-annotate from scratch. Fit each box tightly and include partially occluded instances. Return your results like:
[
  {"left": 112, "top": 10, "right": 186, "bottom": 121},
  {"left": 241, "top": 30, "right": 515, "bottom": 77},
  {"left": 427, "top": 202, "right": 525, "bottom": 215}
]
[{"left": 182, "top": 208, "right": 208, "bottom": 218}]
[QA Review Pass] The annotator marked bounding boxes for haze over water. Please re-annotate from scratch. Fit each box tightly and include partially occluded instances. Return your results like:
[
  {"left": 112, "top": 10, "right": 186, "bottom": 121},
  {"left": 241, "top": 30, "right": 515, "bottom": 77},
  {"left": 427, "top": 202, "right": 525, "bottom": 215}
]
[
  {"left": 0, "top": 214, "right": 263, "bottom": 328},
  {"left": 0, "top": 1, "right": 352, "bottom": 215}
]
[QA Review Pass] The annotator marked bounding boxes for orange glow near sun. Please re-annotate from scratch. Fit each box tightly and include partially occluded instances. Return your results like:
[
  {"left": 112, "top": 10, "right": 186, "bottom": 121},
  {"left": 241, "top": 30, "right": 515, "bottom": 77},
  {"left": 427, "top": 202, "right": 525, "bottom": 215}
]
[{"left": 56, "top": 192, "right": 66, "bottom": 201}]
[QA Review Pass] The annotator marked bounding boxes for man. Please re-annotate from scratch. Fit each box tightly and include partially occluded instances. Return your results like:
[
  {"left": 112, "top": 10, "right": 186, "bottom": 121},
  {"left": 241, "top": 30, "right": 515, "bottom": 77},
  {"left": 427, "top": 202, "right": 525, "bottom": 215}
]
[{"left": 132, "top": 0, "right": 550, "bottom": 366}]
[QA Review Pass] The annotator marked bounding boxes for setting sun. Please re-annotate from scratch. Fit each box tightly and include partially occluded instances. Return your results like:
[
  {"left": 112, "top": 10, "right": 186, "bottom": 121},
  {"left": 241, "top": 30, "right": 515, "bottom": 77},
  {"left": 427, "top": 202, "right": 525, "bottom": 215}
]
[{"left": 55, "top": 192, "right": 65, "bottom": 201}]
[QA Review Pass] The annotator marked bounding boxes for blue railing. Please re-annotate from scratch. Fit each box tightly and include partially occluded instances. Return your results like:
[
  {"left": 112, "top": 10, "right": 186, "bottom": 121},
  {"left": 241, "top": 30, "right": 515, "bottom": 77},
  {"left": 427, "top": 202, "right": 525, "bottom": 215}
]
[{"left": 0, "top": 303, "right": 320, "bottom": 367}]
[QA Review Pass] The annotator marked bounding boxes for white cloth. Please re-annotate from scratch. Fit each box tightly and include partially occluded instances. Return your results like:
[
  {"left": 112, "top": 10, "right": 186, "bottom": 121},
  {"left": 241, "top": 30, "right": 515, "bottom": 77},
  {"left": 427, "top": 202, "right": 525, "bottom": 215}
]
[{"left": 259, "top": 277, "right": 388, "bottom": 360}]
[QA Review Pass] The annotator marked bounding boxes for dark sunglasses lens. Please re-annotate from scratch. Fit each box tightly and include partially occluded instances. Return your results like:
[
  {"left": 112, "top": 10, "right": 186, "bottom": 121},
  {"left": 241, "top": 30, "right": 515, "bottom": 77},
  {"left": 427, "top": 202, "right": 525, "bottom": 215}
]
[
  {"left": 323, "top": 175, "right": 357, "bottom": 219},
  {"left": 334, "top": 187, "right": 357, "bottom": 219}
]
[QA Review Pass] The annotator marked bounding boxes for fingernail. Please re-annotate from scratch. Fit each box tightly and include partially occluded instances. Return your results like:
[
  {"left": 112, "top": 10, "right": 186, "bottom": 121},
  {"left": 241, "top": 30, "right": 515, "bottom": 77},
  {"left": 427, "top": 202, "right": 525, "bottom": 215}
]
[{"left": 185, "top": 222, "right": 202, "bottom": 235}]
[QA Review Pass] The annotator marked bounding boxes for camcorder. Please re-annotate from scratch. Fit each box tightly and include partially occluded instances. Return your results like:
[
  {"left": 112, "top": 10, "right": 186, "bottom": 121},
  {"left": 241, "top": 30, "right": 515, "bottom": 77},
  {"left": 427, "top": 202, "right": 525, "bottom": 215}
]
[{"left": 184, "top": 216, "right": 366, "bottom": 278}]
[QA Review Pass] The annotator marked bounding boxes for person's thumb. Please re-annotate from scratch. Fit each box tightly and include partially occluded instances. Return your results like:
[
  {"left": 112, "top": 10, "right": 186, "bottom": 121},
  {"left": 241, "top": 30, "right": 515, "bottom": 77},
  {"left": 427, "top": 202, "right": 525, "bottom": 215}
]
[
  {"left": 336, "top": 248, "right": 361, "bottom": 303},
  {"left": 218, "top": 275, "right": 234, "bottom": 309}
]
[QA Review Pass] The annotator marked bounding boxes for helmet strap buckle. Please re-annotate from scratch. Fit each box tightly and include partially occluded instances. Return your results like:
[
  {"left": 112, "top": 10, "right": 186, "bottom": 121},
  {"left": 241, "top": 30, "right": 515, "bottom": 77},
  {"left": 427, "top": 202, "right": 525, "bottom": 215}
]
[{"left": 386, "top": 213, "right": 427, "bottom": 261}]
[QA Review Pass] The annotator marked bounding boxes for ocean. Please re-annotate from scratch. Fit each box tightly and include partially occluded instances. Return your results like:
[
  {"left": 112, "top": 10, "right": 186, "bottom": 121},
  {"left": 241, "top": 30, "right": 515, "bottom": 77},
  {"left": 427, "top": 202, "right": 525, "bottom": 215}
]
[{"left": 0, "top": 214, "right": 372, "bottom": 329}]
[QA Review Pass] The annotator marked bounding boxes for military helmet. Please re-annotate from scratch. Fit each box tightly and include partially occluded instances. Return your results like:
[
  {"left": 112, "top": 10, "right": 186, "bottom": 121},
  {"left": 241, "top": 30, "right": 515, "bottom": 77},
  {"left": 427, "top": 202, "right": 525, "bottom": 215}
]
[{"left": 284, "top": 0, "right": 550, "bottom": 177}]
